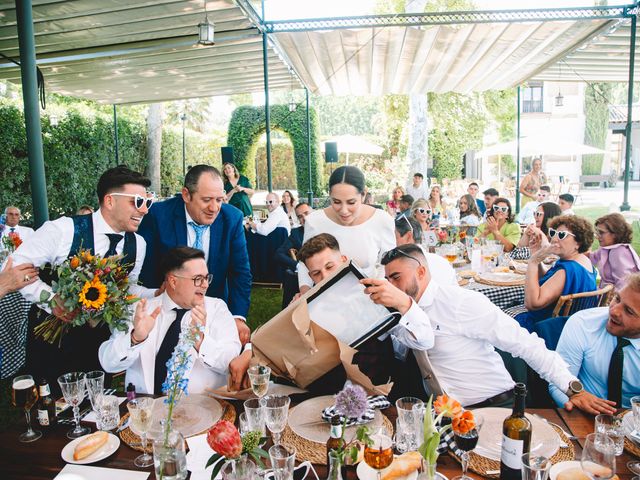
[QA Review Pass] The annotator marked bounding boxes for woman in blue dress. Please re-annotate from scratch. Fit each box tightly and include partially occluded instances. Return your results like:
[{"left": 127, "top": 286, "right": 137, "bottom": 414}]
[{"left": 515, "top": 215, "right": 597, "bottom": 331}]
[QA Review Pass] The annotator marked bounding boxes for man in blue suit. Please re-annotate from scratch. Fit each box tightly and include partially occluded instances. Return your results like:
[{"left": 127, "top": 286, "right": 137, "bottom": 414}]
[{"left": 139, "top": 165, "right": 252, "bottom": 354}]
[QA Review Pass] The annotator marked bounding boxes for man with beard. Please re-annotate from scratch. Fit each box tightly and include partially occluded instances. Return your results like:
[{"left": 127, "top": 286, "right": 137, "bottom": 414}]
[{"left": 549, "top": 273, "right": 640, "bottom": 414}]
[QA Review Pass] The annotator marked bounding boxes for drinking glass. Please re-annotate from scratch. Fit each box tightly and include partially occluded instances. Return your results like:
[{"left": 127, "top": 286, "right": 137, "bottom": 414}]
[
  {"left": 260, "top": 395, "right": 290, "bottom": 445},
  {"left": 442, "top": 244, "right": 458, "bottom": 264},
  {"left": 364, "top": 430, "right": 394, "bottom": 480},
  {"left": 595, "top": 414, "right": 624, "bottom": 456},
  {"left": 243, "top": 398, "right": 266, "bottom": 436},
  {"left": 412, "top": 403, "right": 426, "bottom": 448},
  {"left": 631, "top": 396, "right": 640, "bottom": 433},
  {"left": 128, "top": 397, "right": 155, "bottom": 467},
  {"left": 394, "top": 418, "right": 408, "bottom": 454},
  {"left": 58, "top": 372, "right": 90, "bottom": 439},
  {"left": 452, "top": 413, "right": 484, "bottom": 480},
  {"left": 247, "top": 365, "right": 271, "bottom": 398},
  {"left": 521, "top": 453, "right": 551, "bottom": 480},
  {"left": 95, "top": 394, "right": 120, "bottom": 431},
  {"left": 12, "top": 375, "right": 41, "bottom": 442},
  {"left": 581, "top": 432, "right": 616, "bottom": 480},
  {"left": 396, "top": 397, "right": 423, "bottom": 451},
  {"left": 269, "top": 444, "right": 296, "bottom": 480},
  {"left": 153, "top": 429, "right": 187, "bottom": 480},
  {"left": 85, "top": 370, "right": 105, "bottom": 413}
]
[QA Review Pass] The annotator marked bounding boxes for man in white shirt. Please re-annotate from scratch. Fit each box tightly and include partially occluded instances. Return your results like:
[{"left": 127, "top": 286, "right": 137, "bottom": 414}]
[
  {"left": 247, "top": 192, "right": 291, "bottom": 236},
  {"left": 558, "top": 193, "right": 575, "bottom": 216},
  {"left": 516, "top": 186, "right": 551, "bottom": 225},
  {"left": 100, "top": 247, "right": 242, "bottom": 394},
  {"left": 365, "top": 243, "right": 580, "bottom": 407},
  {"left": 1, "top": 206, "right": 34, "bottom": 241},
  {"left": 406, "top": 173, "right": 429, "bottom": 201}
]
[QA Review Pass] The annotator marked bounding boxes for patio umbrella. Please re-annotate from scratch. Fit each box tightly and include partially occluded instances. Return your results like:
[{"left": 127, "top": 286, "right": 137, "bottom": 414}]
[{"left": 476, "top": 135, "right": 608, "bottom": 158}]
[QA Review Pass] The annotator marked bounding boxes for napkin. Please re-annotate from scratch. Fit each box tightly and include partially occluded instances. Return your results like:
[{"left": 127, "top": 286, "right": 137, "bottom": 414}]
[
  {"left": 82, "top": 397, "right": 128, "bottom": 423},
  {"left": 206, "top": 382, "right": 307, "bottom": 401},
  {"left": 186, "top": 433, "right": 223, "bottom": 480},
  {"left": 54, "top": 464, "right": 149, "bottom": 480},
  {"left": 321, "top": 395, "right": 391, "bottom": 426}
]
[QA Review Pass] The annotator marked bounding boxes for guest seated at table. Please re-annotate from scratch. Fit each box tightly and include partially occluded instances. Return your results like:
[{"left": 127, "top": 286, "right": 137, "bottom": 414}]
[
  {"left": 247, "top": 192, "right": 291, "bottom": 236},
  {"left": 481, "top": 188, "right": 499, "bottom": 221},
  {"left": 410, "top": 199, "right": 434, "bottom": 232},
  {"left": 467, "top": 182, "right": 485, "bottom": 215},
  {"left": 275, "top": 202, "right": 312, "bottom": 272},
  {"left": 99, "top": 247, "right": 243, "bottom": 394},
  {"left": 0, "top": 257, "right": 38, "bottom": 299},
  {"left": 511, "top": 201, "right": 562, "bottom": 260},
  {"left": 397, "top": 194, "right": 414, "bottom": 219},
  {"left": 558, "top": 193, "right": 575, "bottom": 216},
  {"left": 458, "top": 194, "right": 481, "bottom": 226},
  {"left": 513, "top": 215, "right": 597, "bottom": 331},
  {"left": 368, "top": 244, "right": 580, "bottom": 408},
  {"left": 587, "top": 213, "right": 640, "bottom": 290},
  {"left": 280, "top": 190, "right": 299, "bottom": 228},
  {"left": 549, "top": 273, "right": 640, "bottom": 414},
  {"left": 475, "top": 197, "right": 520, "bottom": 252},
  {"left": 386, "top": 186, "right": 404, "bottom": 217},
  {"left": 516, "top": 186, "right": 551, "bottom": 225},
  {"left": 428, "top": 185, "right": 447, "bottom": 219}
]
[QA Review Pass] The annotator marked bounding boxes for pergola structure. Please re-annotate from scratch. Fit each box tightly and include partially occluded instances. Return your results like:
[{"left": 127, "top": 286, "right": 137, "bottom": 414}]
[{"left": 1, "top": 1, "right": 638, "bottom": 225}]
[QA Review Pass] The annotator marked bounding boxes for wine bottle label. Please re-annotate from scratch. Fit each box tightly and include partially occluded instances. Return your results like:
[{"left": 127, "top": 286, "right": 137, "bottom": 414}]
[
  {"left": 330, "top": 425, "right": 342, "bottom": 439},
  {"left": 501, "top": 435, "right": 524, "bottom": 469},
  {"left": 39, "top": 384, "right": 50, "bottom": 396},
  {"left": 37, "top": 409, "right": 50, "bottom": 426}
]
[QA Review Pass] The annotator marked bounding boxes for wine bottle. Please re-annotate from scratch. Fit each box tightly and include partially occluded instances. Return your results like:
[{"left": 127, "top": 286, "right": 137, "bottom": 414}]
[
  {"left": 326, "top": 415, "right": 346, "bottom": 465},
  {"left": 500, "top": 383, "right": 531, "bottom": 480},
  {"left": 36, "top": 378, "right": 56, "bottom": 429}
]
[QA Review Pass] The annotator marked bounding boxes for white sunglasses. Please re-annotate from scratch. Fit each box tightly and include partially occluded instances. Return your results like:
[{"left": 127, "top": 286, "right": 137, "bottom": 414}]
[
  {"left": 110, "top": 192, "right": 155, "bottom": 210},
  {"left": 548, "top": 228, "right": 575, "bottom": 241}
]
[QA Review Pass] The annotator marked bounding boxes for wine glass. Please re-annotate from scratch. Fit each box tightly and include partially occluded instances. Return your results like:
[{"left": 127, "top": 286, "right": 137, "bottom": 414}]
[
  {"left": 58, "top": 372, "right": 91, "bottom": 439},
  {"left": 12, "top": 375, "right": 41, "bottom": 443},
  {"left": 247, "top": 365, "right": 271, "bottom": 398},
  {"left": 452, "top": 413, "right": 484, "bottom": 480},
  {"left": 127, "top": 397, "right": 155, "bottom": 468},
  {"left": 260, "top": 395, "right": 290, "bottom": 445},
  {"left": 581, "top": 432, "right": 616, "bottom": 480},
  {"left": 364, "top": 430, "right": 394, "bottom": 480},
  {"left": 85, "top": 370, "right": 105, "bottom": 413}
]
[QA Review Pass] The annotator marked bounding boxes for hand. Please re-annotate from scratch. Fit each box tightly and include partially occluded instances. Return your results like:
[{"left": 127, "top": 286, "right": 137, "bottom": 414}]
[
  {"left": 132, "top": 298, "right": 161, "bottom": 342},
  {"left": 190, "top": 304, "right": 207, "bottom": 351},
  {"left": 529, "top": 244, "right": 555, "bottom": 265},
  {"left": 51, "top": 294, "right": 80, "bottom": 323},
  {"left": 235, "top": 317, "right": 251, "bottom": 345},
  {"left": 564, "top": 391, "right": 617, "bottom": 415},
  {"left": 486, "top": 216, "right": 499, "bottom": 234},
  {"left": 360, "top": 278, "right": 413, "bottom": 314},
  {"left": 228, "top": 350, "right": 252, "bottom": 391},
  {"left": 289, "top": 292, "right": 302, "bottom": 304},
  {"left": 0, "top": 257, "right": 38, "bottom": 297}
]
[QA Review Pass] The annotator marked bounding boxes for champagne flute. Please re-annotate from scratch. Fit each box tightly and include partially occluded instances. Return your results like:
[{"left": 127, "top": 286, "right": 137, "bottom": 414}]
[
  {"left": 247, "top": 365, "right": 271, "bottom": 398},
  {"left": 260, "top": 395, "right": 290, "bottom": 445},
  {"left": 58, "top": 372, "right": 91, "bottom": 439},
  {"left": 364, "top": 430, "right": 394, "bottom": 480},
  {"left": 581, "top": 432, "right": 616, "bottom": 480},
  {"left": 452, "top": 413, "right": 484, "bottom": 480},
  {"left": 127, "top": 397, "right": 155, "bottom": 468},
  {"left": 12, "top": 375, "right": 41, "bottom": 443}
]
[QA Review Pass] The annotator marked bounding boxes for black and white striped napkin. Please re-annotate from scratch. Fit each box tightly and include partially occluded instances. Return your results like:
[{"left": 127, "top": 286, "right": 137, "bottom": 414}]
[{"left": 321, "top": 395, "right": 391, "bottom": 426}]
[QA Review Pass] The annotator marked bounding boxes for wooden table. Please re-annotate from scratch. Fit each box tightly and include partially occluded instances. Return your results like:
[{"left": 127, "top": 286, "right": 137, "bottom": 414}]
[{"left": 0, "top": 404, "right": 636, "bottom": 479}]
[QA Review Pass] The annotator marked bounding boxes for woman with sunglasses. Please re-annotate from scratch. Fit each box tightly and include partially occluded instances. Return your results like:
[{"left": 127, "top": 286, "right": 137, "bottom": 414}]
[
  {"left": 386, "top": 185, "right": 404, "bottom": 216},
  {"left": 297, "top": 166, "right": 395, "bottom": 295},
  {"left": 587, "top": 213, "right": 640, "bottom": 290},
  {"left": 410, "top": 199, "right": 434, "bottom": 232},
  {"left": 222, "top": 162, "right": 254, "bottom": 217},
  {"left": 511, "top": 202, "right": 562, "bottom": 260},
  {"left": 428, "top": 185, "right": 447, "bottom": 219},
  {"left": 474, "top": 197, "right": 521, "bottom": 252},
  {"left": 458, "top": 194, "right": 481, "bottom": 226},
  {"left": 512, "top": 215, "right": 597, "bottom": 331}
]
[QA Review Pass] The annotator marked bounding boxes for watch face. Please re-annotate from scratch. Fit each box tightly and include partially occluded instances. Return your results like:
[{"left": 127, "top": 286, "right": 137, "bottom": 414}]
[{"left": 570, "top": 380, "right": 583, "bottom": 393}]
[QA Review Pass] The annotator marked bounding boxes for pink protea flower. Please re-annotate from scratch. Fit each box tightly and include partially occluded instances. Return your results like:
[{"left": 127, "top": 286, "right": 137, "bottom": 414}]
[{"left": 207, "top": 420, "right": 242, "bottom": 458}]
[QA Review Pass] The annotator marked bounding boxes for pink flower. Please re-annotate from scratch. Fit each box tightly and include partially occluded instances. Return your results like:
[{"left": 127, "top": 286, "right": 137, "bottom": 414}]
[{"left": 207, "top": 420, "right": 242, "bottom": 458}]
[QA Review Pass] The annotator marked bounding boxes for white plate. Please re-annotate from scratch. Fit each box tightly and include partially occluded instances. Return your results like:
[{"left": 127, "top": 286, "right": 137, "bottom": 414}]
[
  {"left": 621, "top": 410, "right": 640, "bottom": 442},
  {"left": 549, "top": 461, "right": 582, "bottom": 480},
  {"left": 61, "top": 432, "right": 120, "bottom": 464},
  {"left": 472, "top": 408, "right": 560, "bottom": 461}
]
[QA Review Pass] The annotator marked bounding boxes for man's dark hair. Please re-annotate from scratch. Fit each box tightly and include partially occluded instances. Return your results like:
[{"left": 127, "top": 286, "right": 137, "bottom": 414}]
[
  {"left": 538, "top": 202, "right": 562, "bottom": 235},
  {"left": 294, "top": 201, "right": 309, "bottom": 212},
  {"left": 558, "top": 193, "right": 575, "bottom": 204},
  {"left": 159, "top": 246, "right": 205, "bottom": 280},
  {"left": 483, "top": 187, "right": 499, "bottom": 197},
  {"left": 184, "top": 164, "right": 222, "bottom": 194},
  {"left": 96, "top": 165, "right": 151, "bottom": 203},
  {"left": 381, "top": 243, "right": 426, "bottom": 266},
  {"left": 540, "top": 185, "right": 551, "bottom": 193},
  {"left": 413, "top": 173, "right": 424, "bottom": 179},
  {"left": 469, "top": 182, "right": 479, "bottom": 188},
  {"left": 400, "top": 194, "right": 415, "bottom": 206},
  {"left": 297, "top": 233, "right": 341, "bottom": 264},
  {"left": 395, "top": 215, "right": 422, "bottom": 244}
]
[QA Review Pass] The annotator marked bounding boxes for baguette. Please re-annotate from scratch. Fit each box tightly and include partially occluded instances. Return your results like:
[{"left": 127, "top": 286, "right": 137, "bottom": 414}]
[
  {"left": 381, "top": 451, "right": 421, "bottom": 480},
  {"left": 73, "top": 431, "right": 109, "bottom": 461}
]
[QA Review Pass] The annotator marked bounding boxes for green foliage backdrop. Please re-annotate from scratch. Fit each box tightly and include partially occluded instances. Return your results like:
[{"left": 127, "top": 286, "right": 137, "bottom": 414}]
[{"left": 583, "top": 83, "right": 611, "bottom": 176}]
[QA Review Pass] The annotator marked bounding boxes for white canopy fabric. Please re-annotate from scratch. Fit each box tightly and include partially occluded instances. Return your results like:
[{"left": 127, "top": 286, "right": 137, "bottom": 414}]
[
  {"left": 321, "top": 134, "right": 383, "bottom": 155},
  {"left": 476, "top": 134, "right": 608, "bottom": 158}
]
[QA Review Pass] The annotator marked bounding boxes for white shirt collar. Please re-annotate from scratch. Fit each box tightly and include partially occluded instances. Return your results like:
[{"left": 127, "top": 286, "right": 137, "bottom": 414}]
[
  {"left": 416, "top": 277, "right": 440, "bottom": 308},
  {"left": 160, "top": 291, "right": 183, "bottom": 314},
  {"left": 93, "top": 209, "right": 125, "bottom": 236}
]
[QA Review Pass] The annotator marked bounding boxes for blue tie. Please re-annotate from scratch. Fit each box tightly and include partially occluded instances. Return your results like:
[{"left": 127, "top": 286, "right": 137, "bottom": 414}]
[{"left": 188, "top": 221, "right": 209, "bottom": 251}]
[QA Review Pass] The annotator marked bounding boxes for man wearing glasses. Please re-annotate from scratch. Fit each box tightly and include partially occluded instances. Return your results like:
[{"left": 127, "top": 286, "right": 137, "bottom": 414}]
[
  {"left": 99, "top": 247, "right": 242, "bottom": 394},
  {"left": 246, "top": 192, "right": 291, "bottom": 236},
  {"left": 14, "top": 165, "right": 157, "bottom": 394}
]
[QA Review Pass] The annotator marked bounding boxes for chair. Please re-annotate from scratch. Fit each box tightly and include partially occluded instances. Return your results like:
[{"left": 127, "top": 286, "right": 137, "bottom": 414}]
[{"left": 551, "top": 284, "right": 614, "bottom": 317}]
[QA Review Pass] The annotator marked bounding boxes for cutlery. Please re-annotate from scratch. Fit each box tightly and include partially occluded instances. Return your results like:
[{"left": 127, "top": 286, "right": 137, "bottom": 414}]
[
  {"left": 116, "top": 417, "right": 130, "bottom": 433},
  {"left": 532, "top": 414, "right": 577, "bottom": 440}
]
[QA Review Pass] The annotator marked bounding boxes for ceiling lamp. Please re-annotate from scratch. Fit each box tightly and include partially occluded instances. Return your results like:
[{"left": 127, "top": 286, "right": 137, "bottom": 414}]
[
  {"left": 555, "top": 62, "right": 564, "bottom": 107},
  {"left": 197, "top": 1, "right": 214, "bottom": 46}
]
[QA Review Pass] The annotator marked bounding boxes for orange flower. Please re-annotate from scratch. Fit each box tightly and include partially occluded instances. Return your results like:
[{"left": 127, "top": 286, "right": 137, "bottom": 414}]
[
  {"left": 70, "top": 257, "right": 80, "bottom": 269},
  {"left": 125, "top": 294, "right": 138, "bottom": 302},
  {"left": 434, "top": 395, "right": 462, "bottom": 418},
  {"left": 452, "top": 410, "right": 476, "bottom": 435},
  {"left": 100, "top": 258, "right": 107, "bottom": 267},
  {"left": 459, "top": 231, "right": 467, "bottom": 241}
]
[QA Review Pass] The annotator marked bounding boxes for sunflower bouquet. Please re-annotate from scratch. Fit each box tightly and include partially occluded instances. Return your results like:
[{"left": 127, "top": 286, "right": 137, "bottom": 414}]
[{"left": 34, "top": 249, "right": 140, "bottom": 345}]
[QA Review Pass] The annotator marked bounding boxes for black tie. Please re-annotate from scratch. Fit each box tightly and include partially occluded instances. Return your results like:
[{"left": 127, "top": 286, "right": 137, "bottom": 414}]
[
  {"left": 105, "top": 233, "right": 123, "bottom": 257},
  {"left": 607, "top": 336, "right": 631, "bottom": 408},
  {"left": 154, "top": 308, "right": 189, "bottom": 395},
  {"left": 9, "top": 227, "right": 15, "bottom": 233}
]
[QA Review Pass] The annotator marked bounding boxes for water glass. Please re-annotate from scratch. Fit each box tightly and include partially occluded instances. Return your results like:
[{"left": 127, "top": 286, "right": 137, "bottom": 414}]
[
  {"left": 581, "top": 433, "right": 616, "bottom": 480},
  {"left": 631, "top": 396, "right": 640, "bottom": 433},
  {"left": 153, "top": 429, "right": 187, "bottom": 480},
  {"left": 85, "top": 370, "right": 105, "bottom": 412},
  {"left": 595, "top": 414, "right": 624, "bottom": 456},
  {"left": 260, "top": 395, "right": 290, "bottom": 445},
  {"left": 243, "top": 398, "right": 266, "bottom": 436},
  {"left": 58, "top": 372, "right": 90, "bottom": 439},
  {"left": 95, "top": 394, "right": 120, "bottom": 431},
  {"left": 396, "top": 397, "right": 423, "bottom": 451},
  {"left": 394, "top": 418, "right": 408, "bottom": 454},
  {"left": 412, "top": 403, "right": 426, "bottom": 446},
  {"left": 269, "top": 444, "right": 296, "bottom": 480},
  {"left": 521, "top": 453, "right": 551, "bottom": 480},
  {"left": 221, "top": 456, "right": 256, "bottom": 480}
]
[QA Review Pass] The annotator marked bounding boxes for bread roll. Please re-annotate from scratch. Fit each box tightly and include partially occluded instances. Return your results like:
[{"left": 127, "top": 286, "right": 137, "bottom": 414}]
[
  {"left": 73, "top": 431, "right": 109, "bottom": 461},
  {"left": 382, "top": 451, "right": 422, "bottom": 480}
]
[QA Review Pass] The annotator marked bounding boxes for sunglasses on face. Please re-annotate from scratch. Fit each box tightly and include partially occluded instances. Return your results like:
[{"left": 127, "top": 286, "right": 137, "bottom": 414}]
[
  {"left": 381, "top": 247, "right": 422, "bottom": 266},
  {"left": 110, "top": 192, "right": 155, "bottom": 210},
  {"left": 492, "top": 205, "right": 509, "bottom": 213},
  {"left": 534, "top": 211, "right": 544, "bottom": 218},
  {"left": 548, "top": 228, "right": 576, "bottom": 241},
  {"left": 414, "top": 208, "right": 432, "bottom": 215},
  {"left": 266, "top": 200, "right": 276, "bottom": 205}
]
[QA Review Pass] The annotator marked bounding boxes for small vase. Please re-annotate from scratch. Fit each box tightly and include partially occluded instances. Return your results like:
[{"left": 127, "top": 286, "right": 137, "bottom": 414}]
[
  {"left": 221, "top": 455, "right": 256, "bottom": 480},
  {"left": 152, "top": 429, "right": 187, "bottom": 480},
  {"left": 417, "top": 459, "right": 438, "bottom": 480},
  {"left": 326, "top": 450, "right": 344, "bottom": 480}
]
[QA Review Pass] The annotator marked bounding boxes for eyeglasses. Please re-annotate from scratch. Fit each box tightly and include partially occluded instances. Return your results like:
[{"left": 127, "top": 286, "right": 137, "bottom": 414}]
[
  {"left": 172, "top": 273, "right": 213, "bottom": 287},
  {"left": 596, "top": 229, "right": 611, "bottom": 237},
  {"left": 493, "top": 205, "right": 509, "bottom": 213},
  {"left": 548, "top": 228, "right": 576, "bottom": 241},
  {"left": 533, "top": 211, "right": 544, "bottom": 218},
  {"left": 266, "top": 200, "right": 276, "bottom": 205},
  {"left": 110, "top": 192, "right": 155, "bottom": 211},
  {"left": 381, "top": 247, "right": 422, "bottom": 266},
  {"left": 414, "top": 208, "right": 432, "bottom": 215}
]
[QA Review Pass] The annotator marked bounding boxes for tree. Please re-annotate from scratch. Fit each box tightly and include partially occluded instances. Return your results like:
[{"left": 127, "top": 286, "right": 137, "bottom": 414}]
[
  {"left": 583, "top": 83, "right": 611, "bottom": 175},
  {"left": 145, "top": 103, "right": 163, "bottom": 193}
]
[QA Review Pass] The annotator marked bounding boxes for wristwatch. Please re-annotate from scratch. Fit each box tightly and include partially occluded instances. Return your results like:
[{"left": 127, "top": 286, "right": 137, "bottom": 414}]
[{"left": 565, "top": 379, "right": 584, "bottom": 397}]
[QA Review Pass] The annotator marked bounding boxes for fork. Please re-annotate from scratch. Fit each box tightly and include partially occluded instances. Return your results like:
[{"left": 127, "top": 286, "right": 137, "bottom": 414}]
[{"left": 533, "top": 414, "right": 577, "bottom": 441}]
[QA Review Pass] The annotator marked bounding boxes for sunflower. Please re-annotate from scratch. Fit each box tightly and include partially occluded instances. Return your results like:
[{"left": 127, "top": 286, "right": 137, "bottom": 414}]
[{"left": 79, "top": 276, "right": 108, "bottom": 310}]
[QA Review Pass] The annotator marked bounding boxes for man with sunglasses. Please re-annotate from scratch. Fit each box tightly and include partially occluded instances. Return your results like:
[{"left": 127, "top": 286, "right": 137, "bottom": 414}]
[
  {"left": 99, "top": 247, "right": 242, "bottom": 394},
  {"left": 246, "top": 192, "right": 291, "bottom": 236},
  {"left": 364, "top": 244, "right": 580, "bottom": 407},
  {"left": 14, "top": 165, "right": 157, "bottom": 394}
]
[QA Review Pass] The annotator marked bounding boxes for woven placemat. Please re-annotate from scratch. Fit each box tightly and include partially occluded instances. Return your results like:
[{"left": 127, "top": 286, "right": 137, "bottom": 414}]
[
  {"left": 449, "top": 425, "right": 575, "bottom": 479},
  {"left": 622, "top": 411, "right": 640, "bottom": 458},
  {"left": 474, "top": 276, "right": 525, "bottom": 287},
  {"left": 458, "top": 278, "right": 470, "bottom": 287},
  {"left": 280, "top": 413, "right": 394, "bottom": 464},
  {"left": 118, "top": 399, "right": 236, "bottom": 452}
]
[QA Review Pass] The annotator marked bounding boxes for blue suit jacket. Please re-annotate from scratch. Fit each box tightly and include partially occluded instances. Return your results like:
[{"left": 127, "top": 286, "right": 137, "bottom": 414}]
[{"left": 138, "top": 196, "right": 252, "bottom": 318}]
